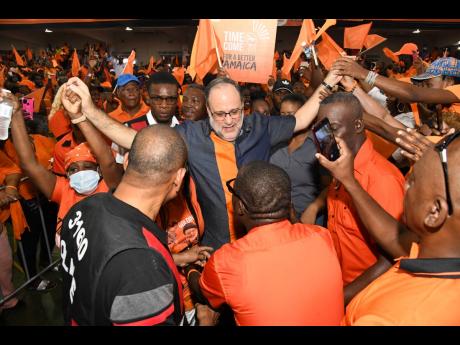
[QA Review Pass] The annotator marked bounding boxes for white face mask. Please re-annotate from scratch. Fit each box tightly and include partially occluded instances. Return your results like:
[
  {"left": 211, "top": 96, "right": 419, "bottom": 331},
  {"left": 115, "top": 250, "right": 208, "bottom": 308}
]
[{"left": 69, "top": 170, "right": 100, "bottom": 195}]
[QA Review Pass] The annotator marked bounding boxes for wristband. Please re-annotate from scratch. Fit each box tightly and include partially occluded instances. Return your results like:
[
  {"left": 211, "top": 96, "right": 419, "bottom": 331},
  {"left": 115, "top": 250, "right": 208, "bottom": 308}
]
[
  {"left": 321, "top": 81, "right": 333, "bottom": 91},
  {"left": 6, "top": 185, "right": 17, "bottom": 191},
  {"left": 186, "top": 269, "right": 200, "bottom": 281},
  {"left": 71, "top": 114, "right": 87, "bottom": 124}
]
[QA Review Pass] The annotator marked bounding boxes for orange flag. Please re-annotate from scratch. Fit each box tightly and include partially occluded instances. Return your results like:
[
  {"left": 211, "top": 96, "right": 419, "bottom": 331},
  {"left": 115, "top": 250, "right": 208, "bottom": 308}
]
[
  {"left": 146, "top": 56, "right": 155, "bottom": 74},
  {"left": 24, "top": 87, "right": 46, "bottom": 112},
  {"left": 123, "top": 50, "right": 136, "bottom": 75},
  {"left": 189, "top": 19, "right": 223, "bottom": 81},
  {"left": 175, "top": 55, "right": 180, "bottom": 66},
  {"left": 12, "top": 45, "right": 25, "bottom": 66},
  {"left": 26, "top": 48, "right": 33, "bottom": 61},
  {"left": 363, "top": 34, "right": 387, "bottom": 51},
  {"left": 316, "top": 32, "right": 345, "bottom": 70},
  {"left": 71, "top": 49, "right": 80, "bottom": 77},
  {"left": 0, "top": 66, "right": 5, "bottom": 88},
  {"left": 172, "top": 66, "right": 186, "bottom": 85},
  {"left": 272, "top": 57, "right": 277, "bottom": 79},
  {"left": 281, "top": 54, "right": 291, "bottom": 81},
  {"left": 383, "top": 47, "right": 400, "bottom": 63},
  {"left": 343, "top": 22, "right": 373, "bottom": 50},
  {"left": 274, "top": 50, "right": 280, "bottom": 61},
  {"left": 314, "top": 19, "right": 337, "bottom": 41},
  {"left": 281, "top": 19, "right": 316, "bottom": 77}
]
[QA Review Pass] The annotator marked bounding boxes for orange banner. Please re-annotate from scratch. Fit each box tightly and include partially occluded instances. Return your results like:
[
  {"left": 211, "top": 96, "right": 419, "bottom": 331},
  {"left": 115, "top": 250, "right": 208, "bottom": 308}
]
[{"left": 212, "top": 19, "right": 278, "bottom": 84}]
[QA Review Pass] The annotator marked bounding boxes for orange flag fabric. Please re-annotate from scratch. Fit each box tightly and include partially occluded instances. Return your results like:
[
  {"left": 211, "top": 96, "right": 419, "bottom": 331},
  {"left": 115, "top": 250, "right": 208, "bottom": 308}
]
[
  {"left": 12, "top": 46, "right": 25, "bottom": 66},
  {"left": 10, "top": 201, "right": 29, "bottom": 240},
  {"left": 281, "top": 19, "right": 316, "bottom": 77},
  {"left": 146, "top": 56, "right": 155, "bottom": 74},
  {"left": 123, "top": 50, "right": 136, "bottom": 75},
  {"left": 281, "top": 54, "right": 292, "bottom": 81},
  {"left": 172, "top": 66, "right": 186, "bottom": 85},
  {"left": 0, "top": 66, "right": 6, "bottom": 88},
  {"left": 314, "top": 19, "right": 337, "bottom": 41},
  {"left": 363, "top": 34, "right": 387, "bottom": 51},
  {"left": 175, "top": 55, "right": 180, "bottom": 66},
  {"left": 344, "top": 22, "right": 373, "bottom": 50},
  {"left": 26, "top": 48, "right": 33, "bottom": 61},
  {"left": 274, "top": 50, "right": 280, "bottom": 61},
  {"left": 383, "top": 47, "right": 400, "bottom": 63},
  {"left": 316, "top": 32, "right": 345, "bottom": 70},
  {"left": 189, "top": 19, "right": 223, "bottom": 81},
  {"left": 24, "top": 87, "right": 46, "bottom": 112},
  {"left": 103, "top": 66, "right": 112, "bottom": 85},
  {"left": 71, "top": 49, "right": 80, "bottom": 77}
]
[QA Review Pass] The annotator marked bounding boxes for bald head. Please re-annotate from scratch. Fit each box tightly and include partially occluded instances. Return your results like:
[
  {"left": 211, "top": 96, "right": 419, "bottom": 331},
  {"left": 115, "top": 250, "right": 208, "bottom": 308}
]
[{"left": 126, "top": 125, "right": 187, "bottom": 185}]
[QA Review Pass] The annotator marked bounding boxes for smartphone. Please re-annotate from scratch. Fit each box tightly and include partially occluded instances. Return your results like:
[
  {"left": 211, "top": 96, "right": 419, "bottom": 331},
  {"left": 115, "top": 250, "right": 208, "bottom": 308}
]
[
  {"left": 312, "top": 117, "right": 341, "bottom": 161},
  {"left": 21, "top": 98, "right": 34, "bottom": 120}
]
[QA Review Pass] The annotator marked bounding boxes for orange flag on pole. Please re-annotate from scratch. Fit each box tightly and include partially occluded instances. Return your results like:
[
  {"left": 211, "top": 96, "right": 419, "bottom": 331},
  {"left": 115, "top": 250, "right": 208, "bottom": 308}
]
[
  {"left": 187, "top": 30, "right": 198, "bottom": 80},
  {"left": 103, "top": 66, "right": 112, "bottom": 84},
  {"left": 383, "top": 47, "right": 400, "bottom": 63},
  {"left": 281, "top": 54, "right": 292, "bottom": 81},
  {"left": 314, "top": 19, "right": 337, "bottom": 41},
  {"left": 363, "top": 34, "right": 387, "bottom": 51},
  {"left": 172, "top": 66, "right": 186, "bottom": 85},
  {"left": 189, "top": 19, "right": 224, "bottom": 81},
  {"left": 343, "top": 22, "right": 373, "bottom": 50},
  {"left": 281, "top": 19, "right": 316, "bottom": 77},
  {"left": 24, "top": 86, "right": 46, "bottom": 112},
  {"left": 26, "top": 48, "right": 33, "bottom": 61},
  {"left": 316, "top": 32, "right": 345, "bottom": 70},
  {"left": 122, "top": 50, "right": 136, "bottom": 75},
  {"left": 146, "top": 56, "right": 155, "bottom": 74},
  {"left": 12, "top": 45, "right": 25, "bottom": 66},
  {"left": 71, "top": 49, "right": 80, "bottom": 77}
]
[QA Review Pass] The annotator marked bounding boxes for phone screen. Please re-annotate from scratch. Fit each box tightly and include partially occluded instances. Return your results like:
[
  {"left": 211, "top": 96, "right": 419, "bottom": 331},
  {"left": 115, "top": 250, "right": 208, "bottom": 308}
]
[
  {"left": 312, "top": 118, "right": 340, "bottom": 161},
  {"left": 21, "top": 98, "right": 34, "bottom": 120}
]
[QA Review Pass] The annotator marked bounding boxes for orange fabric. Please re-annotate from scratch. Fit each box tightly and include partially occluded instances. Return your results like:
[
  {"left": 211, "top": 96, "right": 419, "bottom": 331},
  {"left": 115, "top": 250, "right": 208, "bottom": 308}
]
[
  {"left": 24, "top": 87, "right": 46, "bottom": 113},
  {"left": 4, "top": 135, "right": 55, "bottom": 201},
  {"left": 343, "top": 22, "right": 373, "bottom": 50},
  {"left": 343, "top": 245, "right": 460, "bottom": 325},
  {"left": 26, "top": 48, "right": 33, "bottom": 61},
  {"left": 316, "top": 32, "right": 345, "bottom": 70},
  {"left": 210, "top": 132, "right": 238, "bottom": 242},
  {"left": 108, "top": 99, "right": 150, "bottom": 124},
  {"left": 410, "top": 103, "right": 421, "bottom": 126},
  {"left": 18, "top": 79, "right": 36, "bottom": 91},
  {"left": 71, "top": 49, "right": 80, "bottom": 77},
  {"left": 100, "top": 81, "right": 112, "bottom": 89},
  {"left": 272, "top": 56, "right": 277, "bottom": 79},
  {"left": 64, "top": 142, "right": 97, "bottom": 171},
  {"left": 157, "top": 177, "right": 204, "bottom": 312},
  {"left": 199, "top": 220, "right": 344, "bottom": 326},
  {"left": 281, "top": 19, "right": 316, "bottom": 77},
  {"left": 12, "top": 46, "right": 25, "bottom": 66},
  {"left": 146, "top": 56, "right": 155, "bottom": 74},
  {"left": 102, "top": 67, "right": 112, "bottom": 85},
  {"left": 0, "top": 66, "right": 5, "bottom": 88},
  {"left": 314, "top": 19, "right": 337, "bottom": 41},
  {"left": 363, "top": 34, "right": 386, "bottom": 51},
  {"left": 274, "top": 50, "right": 280, "bottom": 61},
  {"left": 9, "top": 201, "right": 28, "bottom": 240},
  {"left": 366, "top": 130, "right": 398, "bottom": 159},
  {"left": 80, "top": 65, "right": 89, "bottom": 80},
  {"left": 52, "top": 132, "right": 78, "bottom": 176},
  {"left": 123, "top": 50, "right": 136, "bottom": 75},
  {"left": 444, "top": 85, "right": 460, "bottom": 114},
  {"left": 281, "top": 54, "right": 291, "bottom": 81},
  {"left": 382, "top": 47, "right": 400, "bottom": 64},
  {"left": 49, "top": 109, "right": 71, "bottom": 139},
  {"left": 394, "top": 43, "right": 418, "bottom": 56},
  {"left": 172, "top": 66, "right": 186, "bottom": 86},
  {"left": 51, "top": 176, "right": 109, "bottom": 233},
  {"left": 189, "top": 19, "right": 223, "bottom": 81},
  {"left": 327, "top": 138, "right": 405, "bottom": 286}
]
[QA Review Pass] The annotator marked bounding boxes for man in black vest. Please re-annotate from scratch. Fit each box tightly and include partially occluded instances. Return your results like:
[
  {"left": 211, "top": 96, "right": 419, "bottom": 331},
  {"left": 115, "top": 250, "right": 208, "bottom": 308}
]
[{"left": 60, "top": 125, "right": 188, "bottom": 326}]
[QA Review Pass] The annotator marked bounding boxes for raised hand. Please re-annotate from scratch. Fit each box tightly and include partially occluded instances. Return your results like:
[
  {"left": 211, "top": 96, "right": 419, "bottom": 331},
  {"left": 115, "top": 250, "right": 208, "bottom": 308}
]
[
  {"left": 65, "top": 77, "right": 95, "bottom": 114},
  {"left": 332, "top": 57, "right": 369, "bottom": 80},
  {"left": 396, "top": 127, "right": 435, "bottom": 162},
  {"left": 61, "top": 84, "right": 82, "bottom": 117}
]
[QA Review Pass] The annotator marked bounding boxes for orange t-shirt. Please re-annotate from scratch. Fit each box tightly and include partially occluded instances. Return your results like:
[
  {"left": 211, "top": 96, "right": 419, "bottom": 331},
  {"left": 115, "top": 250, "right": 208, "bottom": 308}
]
[
  {"left": 48, "top": 109, "right": 71, "bottom": 140},
  {"left": 327, "top": 138, "right": 405, "bottom": 286},
  {"left": 343, "top": 244, "right": 460, "bottom": 325},
  {"left": 51, "top": 176, "right": 109, "bottom": 233},
  {"left": 444, "top": 84, "right": 460, "bottom": 114},
  {"left": 210, "top": 132, "right": 239, "bottom": 242},
  {"left": 4, "top": 135, "right": 56, "bottom": 200},
  {"left": 199, "top": 220, "right": 344, "bottom": 326},
  {"left": 108, "top": 100, "right": 150, "bottom": 124}
]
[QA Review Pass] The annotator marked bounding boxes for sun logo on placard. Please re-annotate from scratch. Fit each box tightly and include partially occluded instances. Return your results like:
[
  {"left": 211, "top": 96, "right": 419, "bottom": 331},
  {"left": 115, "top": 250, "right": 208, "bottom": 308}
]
[{"left": 252, "top": 20, "right": 270, "bottom": 40}]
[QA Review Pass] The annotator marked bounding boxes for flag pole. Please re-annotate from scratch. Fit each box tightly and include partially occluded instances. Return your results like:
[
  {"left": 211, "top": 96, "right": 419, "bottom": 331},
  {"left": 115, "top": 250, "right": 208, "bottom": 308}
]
[{"left": 212, "top": 31, "right": 223, "bottom": 69}]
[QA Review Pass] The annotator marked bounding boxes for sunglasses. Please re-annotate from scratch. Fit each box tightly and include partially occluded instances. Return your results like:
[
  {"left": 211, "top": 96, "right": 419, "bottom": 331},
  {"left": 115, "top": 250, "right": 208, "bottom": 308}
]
[
  {"left": 434, "top": 130, "right": 460, "bottom": 215},
  {"left": 226, "top": 178, "right": 250, "bottom": 211}
]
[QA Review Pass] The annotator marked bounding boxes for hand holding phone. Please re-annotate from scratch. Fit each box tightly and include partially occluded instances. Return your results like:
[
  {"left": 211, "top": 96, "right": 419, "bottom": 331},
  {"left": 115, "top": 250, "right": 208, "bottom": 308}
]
[
  {"left": 21, "top": 97, "right": 34, "bottom": 120},
  {"left": 312, "top": 118, "right": 341, "bottom": 161}
]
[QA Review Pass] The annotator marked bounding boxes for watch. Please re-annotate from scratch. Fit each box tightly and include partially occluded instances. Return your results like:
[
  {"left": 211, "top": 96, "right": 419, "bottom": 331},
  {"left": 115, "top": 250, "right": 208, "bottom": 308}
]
[{"left": 71, "top": 114, "right": 87, "bottom": 124}]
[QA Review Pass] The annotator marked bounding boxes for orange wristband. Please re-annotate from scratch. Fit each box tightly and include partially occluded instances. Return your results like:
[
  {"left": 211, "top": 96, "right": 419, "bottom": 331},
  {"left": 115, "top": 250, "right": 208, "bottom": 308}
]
[{"left": 186, "top": 269, "right": 200, "bottom": 281}]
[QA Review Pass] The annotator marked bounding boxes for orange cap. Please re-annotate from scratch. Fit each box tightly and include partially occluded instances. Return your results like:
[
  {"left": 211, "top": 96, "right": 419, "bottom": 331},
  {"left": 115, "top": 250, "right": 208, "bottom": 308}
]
[{"left": 394, "top": 43, "right": 418, "bottom": 56}]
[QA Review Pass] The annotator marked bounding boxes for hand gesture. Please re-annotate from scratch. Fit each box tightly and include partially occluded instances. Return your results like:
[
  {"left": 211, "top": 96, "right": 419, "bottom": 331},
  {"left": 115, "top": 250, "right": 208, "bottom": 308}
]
[
  {"left": 0, "top": 190, "right": 16, "bottom": 208},
  {"left": 396, "top": 127, "right": 436, "bottom": 162},
  {"left": 174, "top": 245, "right": 213, "bottom": 267},
  {"left": 315, "top": 136, "right": 356, "bottom": 186},
  {"left": 323, "top": 68, "right": 343, "bottom": 88},
  {"left": 332, "top": 57, "right": 369, "bottom": 80},
  {"left": 196, "top": 303, "right": 220, "bottom": 326},
  {"left": 65, "top": 77, "right": 95, "bottom": 114},
  {"left": 5, "top": 186, "right": 20, "bottom": 201},
  {"left": 61, "top": 84, "right": 82, "bottom": 117},
  {"left": 340, "top": 75, "right": 357, "bottom": 91},
  {"left": 216, "top": 66, "right": 229, "bottom": 79}
]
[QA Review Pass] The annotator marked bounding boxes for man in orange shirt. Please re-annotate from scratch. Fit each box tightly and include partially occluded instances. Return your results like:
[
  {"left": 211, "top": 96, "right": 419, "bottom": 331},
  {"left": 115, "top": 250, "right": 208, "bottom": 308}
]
[
  {"left": 318, "top": 131, "right": 460, "bottom": 325},
  {"left": 186, "top": 161, "right": 343, "bottom": 326},
  {"left": 317, "top": 92, "right": 405, "bottom": 286}
]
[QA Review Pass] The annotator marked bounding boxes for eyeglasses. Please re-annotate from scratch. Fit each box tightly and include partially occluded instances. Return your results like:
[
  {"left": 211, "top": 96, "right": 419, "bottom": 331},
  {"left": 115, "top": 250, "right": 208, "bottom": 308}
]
[
  {"left": 226, "top": 178, "right": 250, "bottom": 211},
  {"left": 210, "top": 108, "right": 243, "bottom": 121},
  {"left": 150, "top": 95, "right": 178, "bottom": 105},
  {"left": 434, "top": 130, "right": 460, "bottom": 215}
]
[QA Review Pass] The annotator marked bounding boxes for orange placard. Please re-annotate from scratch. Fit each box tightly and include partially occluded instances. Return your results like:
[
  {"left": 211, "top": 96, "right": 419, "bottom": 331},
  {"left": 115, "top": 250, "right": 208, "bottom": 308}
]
[{"left": 212, "top": 19, "right": 277, "bottom": 84}]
